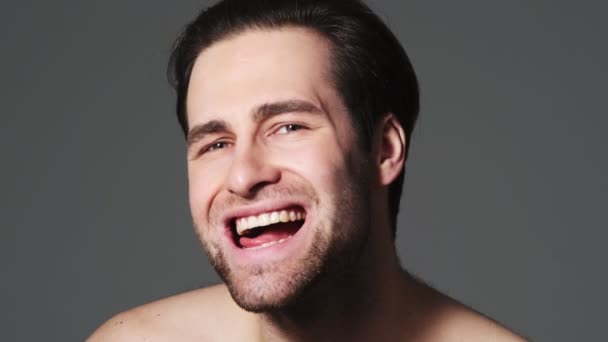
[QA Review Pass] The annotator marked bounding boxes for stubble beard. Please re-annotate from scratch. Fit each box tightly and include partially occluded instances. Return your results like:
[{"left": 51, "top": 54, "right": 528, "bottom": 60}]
[{"left": 195, "top": 162, "right": 372, "bottom": 313}]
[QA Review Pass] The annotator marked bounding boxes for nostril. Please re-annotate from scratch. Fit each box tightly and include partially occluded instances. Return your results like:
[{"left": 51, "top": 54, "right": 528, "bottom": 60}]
[{"left": 225, "top": 152, "right": 281, "bottom": 197}]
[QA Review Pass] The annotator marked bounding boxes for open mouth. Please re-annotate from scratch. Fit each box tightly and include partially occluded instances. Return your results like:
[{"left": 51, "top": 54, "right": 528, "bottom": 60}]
[{"left": 230, "top": 207, "right": 306, "bottom": 250}]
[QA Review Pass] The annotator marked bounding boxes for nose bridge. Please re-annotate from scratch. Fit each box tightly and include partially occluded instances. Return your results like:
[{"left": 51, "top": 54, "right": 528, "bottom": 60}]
[{"left": 225, "top": 138, "right": 279, "bottom": 197}]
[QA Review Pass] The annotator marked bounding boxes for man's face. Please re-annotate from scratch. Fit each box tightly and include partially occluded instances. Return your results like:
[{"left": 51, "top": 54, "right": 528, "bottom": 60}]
[{"left": 186, "top": 28, "right": 373, "bottom": 311}]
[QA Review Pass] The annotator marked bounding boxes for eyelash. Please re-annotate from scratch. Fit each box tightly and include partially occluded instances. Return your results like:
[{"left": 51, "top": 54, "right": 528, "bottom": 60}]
[
  {"left": 197, "top": 123, "right": 307, "bottom": 156},
  {"left": 275, "top": 123, "right": 305, "bottom": 134},
  {"left": 199, "top": 141, "right": 231, "bottom": 155}
]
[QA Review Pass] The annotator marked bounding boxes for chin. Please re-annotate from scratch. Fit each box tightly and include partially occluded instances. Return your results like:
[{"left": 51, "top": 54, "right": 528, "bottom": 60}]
[
  {"left": 222, "top": 243, "right": 327, "bottom": 313},
  {"left": 203, "top": 209, "right": 371, "bottom": 313},
  {"left": 227, "top": 275, "right": 309, "bottom": 312},
  {"left": 198, "top": 174, "right": 373, "bottom": 313}
]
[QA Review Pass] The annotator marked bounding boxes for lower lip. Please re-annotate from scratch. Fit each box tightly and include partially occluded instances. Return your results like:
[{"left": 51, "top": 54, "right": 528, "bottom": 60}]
[{"left": 223, "top": 217, "right": 311, "bottom": 265}]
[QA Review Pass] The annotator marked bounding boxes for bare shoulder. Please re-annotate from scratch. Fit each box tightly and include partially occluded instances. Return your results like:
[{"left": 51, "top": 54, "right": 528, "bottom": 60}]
[
  {"left": 440, "top": 305, "right": 528, "bottom": 341},
  {"left": 87, "top": 284, "right": 255, "bottom": 342},
  {"left": 423, "top": 297, "right": 529, "bottom": 342},
  {"left": 402, "top": 282, "right": 528, "bottom": 342}
]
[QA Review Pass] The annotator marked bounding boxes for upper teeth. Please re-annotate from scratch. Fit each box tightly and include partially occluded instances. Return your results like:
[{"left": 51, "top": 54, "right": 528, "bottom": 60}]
[{"left": 235, "top": 209, "right": 305, "bottom": 236}]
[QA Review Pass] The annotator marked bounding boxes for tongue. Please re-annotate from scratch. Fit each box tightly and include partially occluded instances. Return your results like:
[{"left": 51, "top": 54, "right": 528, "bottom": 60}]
[{"left": 239, "top": 221, "right": 301, "bottom": 249}]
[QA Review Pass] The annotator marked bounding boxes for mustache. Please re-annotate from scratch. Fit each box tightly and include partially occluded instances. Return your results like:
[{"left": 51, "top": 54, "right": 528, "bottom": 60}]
[{"left": 209, "top": 183, "right": 319, "bottom": 222}]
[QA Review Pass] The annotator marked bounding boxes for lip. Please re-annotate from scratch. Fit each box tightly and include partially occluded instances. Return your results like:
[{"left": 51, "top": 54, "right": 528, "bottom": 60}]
[
  {"left": 225, "top": 214, "right": 314, "bottom": 266},
  {"left": 218, "top": 199, "right": 313, "bottom": 264}
]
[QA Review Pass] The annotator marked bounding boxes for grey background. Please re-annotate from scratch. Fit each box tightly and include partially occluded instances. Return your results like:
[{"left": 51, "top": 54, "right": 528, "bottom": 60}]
[{"left": 2, "top": 0, "right": 606, "bottom": 341}]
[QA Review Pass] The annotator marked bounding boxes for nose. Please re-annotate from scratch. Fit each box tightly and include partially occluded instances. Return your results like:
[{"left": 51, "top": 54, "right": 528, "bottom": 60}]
[{"left": 225, "top": 144, "right": 280, "bottom": 198}]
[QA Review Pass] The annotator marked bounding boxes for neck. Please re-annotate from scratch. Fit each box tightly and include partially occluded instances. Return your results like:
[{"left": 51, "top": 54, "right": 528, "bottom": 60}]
[{"left": 254, "top": 223, "right": 422, "bottom": 342}]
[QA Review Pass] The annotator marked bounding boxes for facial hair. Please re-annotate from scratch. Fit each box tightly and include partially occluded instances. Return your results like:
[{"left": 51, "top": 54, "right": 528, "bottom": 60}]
[{"left": 194, "top": 154, "right": 373, "bottom": 313}]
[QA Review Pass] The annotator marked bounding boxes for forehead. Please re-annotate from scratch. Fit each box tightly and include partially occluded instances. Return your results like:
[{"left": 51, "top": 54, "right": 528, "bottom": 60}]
[{"left": 186, "top": 27, "right": 336, "bottom": 125}]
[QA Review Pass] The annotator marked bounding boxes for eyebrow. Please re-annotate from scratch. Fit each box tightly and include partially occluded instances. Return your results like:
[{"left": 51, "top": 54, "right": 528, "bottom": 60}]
[
  {"left": 187, "top": 119, "right": 231, "bottom": 148},
  {"left": 252, "top": 99, "right": 323, "bottom": 123},
  {"left": 186, "top": 99, "right": 323, "bottom": 148}
]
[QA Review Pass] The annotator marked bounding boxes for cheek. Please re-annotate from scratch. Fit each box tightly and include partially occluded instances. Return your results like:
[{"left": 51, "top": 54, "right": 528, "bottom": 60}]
[
  {"left": 187, "top": 163, "right": 225, "bottom": 224},
  {"left": 277, "top": 137, "right": 351, "bottom": 197}
]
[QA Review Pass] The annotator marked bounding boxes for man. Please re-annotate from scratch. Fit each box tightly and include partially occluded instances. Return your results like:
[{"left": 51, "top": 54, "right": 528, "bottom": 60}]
[{"left": 90, "top": 0, "right": 526, "bottom": 340}]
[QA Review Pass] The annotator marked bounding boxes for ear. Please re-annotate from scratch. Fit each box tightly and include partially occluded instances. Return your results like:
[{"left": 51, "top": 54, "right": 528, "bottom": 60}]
[{"left": 376, "top": 114, "right": 406, "bottom": 186}]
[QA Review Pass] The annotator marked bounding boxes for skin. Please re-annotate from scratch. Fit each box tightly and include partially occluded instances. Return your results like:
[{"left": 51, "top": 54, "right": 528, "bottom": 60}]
[
  {"left": 186, "top": 27, "right": 374, "bottom": 314},
  {"left": 89, "top": 28, "right": 527, "bottom": 341}
]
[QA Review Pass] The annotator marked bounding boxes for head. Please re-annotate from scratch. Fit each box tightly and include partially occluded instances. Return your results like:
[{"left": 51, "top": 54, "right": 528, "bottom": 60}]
[{"left": 168, "top": 0, "right": 419, "bottom": 311}]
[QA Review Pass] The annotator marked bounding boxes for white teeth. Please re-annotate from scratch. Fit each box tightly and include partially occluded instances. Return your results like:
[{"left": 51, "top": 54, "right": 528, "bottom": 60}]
[
  {"left": 258, "top": 213, "right": 270, "bottom": 226},
  {"left": 247, "top": 216, "right": 257, "bottom": 228},
  {"left": 279, "top": 210, "right": 289, "bottom": 222},
  {"left": 270, "top": 211, "right": 280, "bottom": 224},
  {"left": 235, "top": 209, "right": 306, "bottom": 236}
]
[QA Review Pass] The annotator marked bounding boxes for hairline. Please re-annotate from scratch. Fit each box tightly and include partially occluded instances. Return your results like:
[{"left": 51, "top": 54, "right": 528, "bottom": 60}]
[
  {"left": 171, "top": 4, "right": 411, "bottom": 238},
  {"left": 183, "top": 24, "right": 370, "bottom": 148}
]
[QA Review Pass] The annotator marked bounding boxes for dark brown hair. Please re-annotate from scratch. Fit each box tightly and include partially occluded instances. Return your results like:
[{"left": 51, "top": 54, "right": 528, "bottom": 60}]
[{"left": 168, "top": 0, "right": 419, "bottom": 238}]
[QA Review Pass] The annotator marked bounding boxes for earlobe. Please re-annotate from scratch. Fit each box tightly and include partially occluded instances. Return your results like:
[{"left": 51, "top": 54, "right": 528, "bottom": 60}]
[{"left": 377, "top": 114, "right": 406, "bottom": 186}]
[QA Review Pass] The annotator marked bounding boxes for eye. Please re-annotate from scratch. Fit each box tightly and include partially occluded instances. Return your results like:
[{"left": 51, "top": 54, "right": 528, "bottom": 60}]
[
  {"left": 202, "top": 141, "right": 231, "bottom": 154},
  {"left": 276, "top": 124, "right": 305, "bottom": 134}
]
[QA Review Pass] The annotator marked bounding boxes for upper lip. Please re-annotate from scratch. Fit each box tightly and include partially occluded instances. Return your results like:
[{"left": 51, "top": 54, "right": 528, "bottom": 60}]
[{"left": 220, "top": 200, "right": 309, "bottom": 229}]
